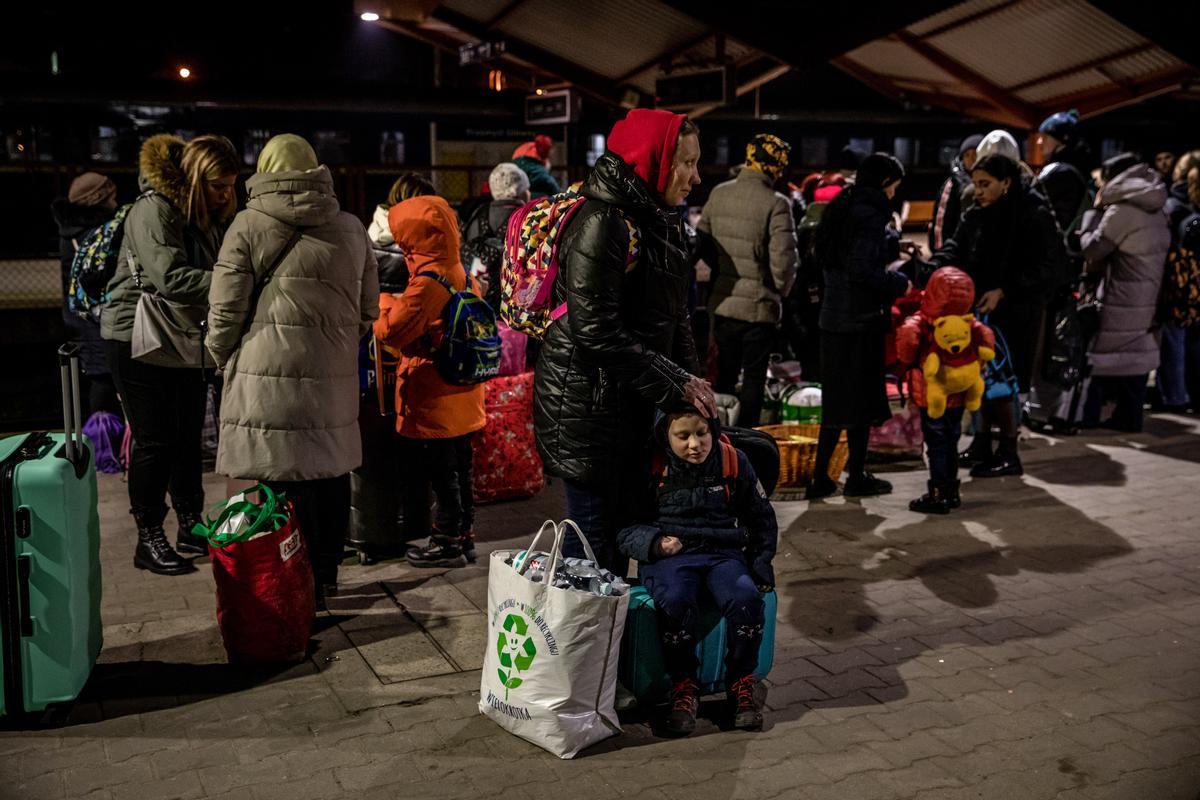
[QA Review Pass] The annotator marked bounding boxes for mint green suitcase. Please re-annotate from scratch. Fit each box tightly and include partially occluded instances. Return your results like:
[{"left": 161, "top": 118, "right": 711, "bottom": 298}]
[
  {"left": 618, "top": 587, "right": 777, "bottom": 703},
  {"left": 0, "top": 345, "right": 103, "bottom": 717}
]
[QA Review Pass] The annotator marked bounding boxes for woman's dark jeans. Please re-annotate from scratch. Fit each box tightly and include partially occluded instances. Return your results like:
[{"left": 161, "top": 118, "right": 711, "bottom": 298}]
[{"left": 106, "top": 339, "right": 208, "bottom": 526}]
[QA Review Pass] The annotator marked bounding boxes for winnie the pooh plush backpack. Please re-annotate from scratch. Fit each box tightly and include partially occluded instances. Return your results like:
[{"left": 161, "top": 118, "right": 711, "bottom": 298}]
[{"left": 895, "top": 267, "right": 997, "bottom": 419}]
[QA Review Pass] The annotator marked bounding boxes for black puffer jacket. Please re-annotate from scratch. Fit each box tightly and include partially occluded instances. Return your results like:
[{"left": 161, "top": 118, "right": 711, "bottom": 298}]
[
  {"left": 533, "top": 151, "right": 699, "bottom": 484},
  {"left": 50, "top": 198, "right": 115, "bottom": 376},
  {"left": 924, "top": 184, "right": 1064, "bottom": 304},
  {"left": 616, "top": 414, "right": 778, "bottom": 588},
  {"left": 816, "top": 186, "right": 909, "bottom": 333}
]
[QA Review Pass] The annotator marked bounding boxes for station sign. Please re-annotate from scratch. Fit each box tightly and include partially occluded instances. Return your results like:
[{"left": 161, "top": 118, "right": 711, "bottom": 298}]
[
  {"left": 459, "top": 40, "right": 507, "bottom": 67},
  {"left": 655, "top": 66, "right": 732, "bottom": 110},
  {"left": 525, "top": 90, "right": 579, "bottom": 125}
]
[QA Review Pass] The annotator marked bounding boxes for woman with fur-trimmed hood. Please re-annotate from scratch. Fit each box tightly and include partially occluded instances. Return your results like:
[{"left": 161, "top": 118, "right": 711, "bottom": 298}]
[{"left": 102, "top": 133, "right": 239, "bottom": 576}]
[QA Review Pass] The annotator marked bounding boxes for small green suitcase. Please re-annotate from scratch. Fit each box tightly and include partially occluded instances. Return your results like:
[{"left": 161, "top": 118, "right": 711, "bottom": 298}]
[
  {"left": 618, "top": 587, "right": 777, "bottom": 703},
  {"left": 0, "top": 345, "right": 103, "bottom": 717}
]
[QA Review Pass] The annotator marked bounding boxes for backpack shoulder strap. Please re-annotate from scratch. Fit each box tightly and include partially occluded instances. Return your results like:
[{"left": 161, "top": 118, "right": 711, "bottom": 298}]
[
  {"left": 416, "top": 270, "right": 456, "bottom": 294},
  {"left": 718, "top": 435, "right": 739, "bottom": 502}
]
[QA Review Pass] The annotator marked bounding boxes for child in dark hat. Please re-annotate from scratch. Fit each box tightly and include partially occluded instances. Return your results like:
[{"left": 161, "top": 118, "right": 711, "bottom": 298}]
[{"left": 617, "top": 405, "right": 777, "bottom": 735}]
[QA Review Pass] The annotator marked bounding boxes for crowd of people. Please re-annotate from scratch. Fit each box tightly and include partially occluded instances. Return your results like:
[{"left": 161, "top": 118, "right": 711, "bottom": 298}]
[{"left": 47, "top": 106, "right": 1200, "bottom": 733}]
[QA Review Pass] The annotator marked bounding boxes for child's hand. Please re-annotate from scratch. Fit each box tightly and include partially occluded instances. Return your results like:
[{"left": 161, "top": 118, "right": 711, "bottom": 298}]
[{"left": 655, "top": 536, "right": 683, "bottom": 558}]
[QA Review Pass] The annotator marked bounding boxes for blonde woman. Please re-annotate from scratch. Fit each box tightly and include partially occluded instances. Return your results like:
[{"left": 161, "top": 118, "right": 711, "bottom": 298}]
[{"left": 102, "top": 133, "right": 239, "bottom": 575}]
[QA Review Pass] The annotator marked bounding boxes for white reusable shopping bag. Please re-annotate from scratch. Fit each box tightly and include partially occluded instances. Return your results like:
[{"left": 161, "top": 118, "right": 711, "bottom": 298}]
[{"left": 479, "top": 520, "right": 629, "bottom": 758}]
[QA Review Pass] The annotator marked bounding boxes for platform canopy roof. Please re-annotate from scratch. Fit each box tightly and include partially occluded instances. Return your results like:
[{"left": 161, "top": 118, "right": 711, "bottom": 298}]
[{"left": 366, "top": 0, "right": 1198, "bottom": 126}]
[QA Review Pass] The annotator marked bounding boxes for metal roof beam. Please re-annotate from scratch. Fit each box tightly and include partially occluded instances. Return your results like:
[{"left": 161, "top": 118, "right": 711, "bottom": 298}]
[
  {"left": 1008, "top": 42, "right": 1157, "bottom": 92},
  {"left": 429, "top": 5, "right": 624, "bottom": 105},
  {"left": 1055, "top": 65, "right": 1199, "bottom": 118},
  {"left": 833, "top": 56, "right": 1022, "bottom": 126},
  {"left": 892, "top": 29, "right": 1041, "bottom": 127}
]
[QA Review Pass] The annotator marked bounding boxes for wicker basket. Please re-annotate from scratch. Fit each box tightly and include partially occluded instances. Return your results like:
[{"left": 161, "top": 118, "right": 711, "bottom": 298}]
[{"left": 756, "top": 424, "right": 849, "bottom": 488}]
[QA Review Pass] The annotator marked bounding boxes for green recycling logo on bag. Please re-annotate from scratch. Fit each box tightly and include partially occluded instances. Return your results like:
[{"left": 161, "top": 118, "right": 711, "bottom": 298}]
[{"left": 496, "top": 612, "right": 537, "bottom": 700}]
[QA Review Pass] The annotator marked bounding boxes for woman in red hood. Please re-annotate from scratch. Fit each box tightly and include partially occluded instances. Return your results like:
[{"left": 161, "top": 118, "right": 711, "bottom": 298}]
[
  {"left": 533, "top": 108, "right": 716, "bottom": 572},
  {"left": 374, "top": 194, "right": 486, "bottom": 568}
]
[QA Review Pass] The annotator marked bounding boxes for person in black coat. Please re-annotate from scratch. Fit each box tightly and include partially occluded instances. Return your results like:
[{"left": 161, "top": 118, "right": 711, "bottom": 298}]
[
  {"left": 49, "top": 172, "right": 122, "bottom": 417},
  {"left": 617, "top": 406, "right": 776, "bottom": 734},
  {"left": 533, "top": 109, "right": 715, "bottom": 572},
  {"left": 806, "top": 154, "right": 910, "bottom": 500},
  {"left": 929, "top": 134, "right": 983, "bottom": 251},
  {"left": 915, "top": 154, "right": 1065, "bottom": 477}
]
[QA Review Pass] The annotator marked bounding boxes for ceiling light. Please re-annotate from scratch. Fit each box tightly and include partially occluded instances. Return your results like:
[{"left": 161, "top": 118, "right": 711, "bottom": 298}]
[
  {"left": 361, "top": 12, "right": 380, "bottom": 21},
  {"left": 178, "top": 67, "right": 192, "bottom": 79}
]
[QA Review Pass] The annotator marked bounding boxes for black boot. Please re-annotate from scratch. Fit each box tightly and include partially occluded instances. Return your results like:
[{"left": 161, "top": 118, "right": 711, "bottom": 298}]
[
  {"left": 971, "top": 439, "right": 1023, "bottom": 478},
  {"left": 909, "top": 481, "right": 953, "bottom": 514},
  {"left": 174, "top": 510, "right": 209, "bottom": 556},
  {"left": 959, "top": 433, "right": 992, "bottom": 467},
  {"left": 405, "top": 534, "right": 467, "bottom": 568},
  {"left": 947, "top": 479, "right": 962, "bottom": 510},
  {"left": 843, "top": 472, "right": 893, "bottom": 497},
  {"left": 133, "top": 514, "right": 196, "bottom": 576},
  {"left": 804, "top": 475, "right": 838, "bottom": 500}
]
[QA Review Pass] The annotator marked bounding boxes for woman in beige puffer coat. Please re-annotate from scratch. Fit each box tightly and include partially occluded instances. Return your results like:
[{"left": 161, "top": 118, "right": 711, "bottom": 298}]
[
  {"left": 1079, "top": 154, "right": 1170, "bottom": 433},
  {"left": 206, "top": 134, "right": 379, "bottom": 598}
]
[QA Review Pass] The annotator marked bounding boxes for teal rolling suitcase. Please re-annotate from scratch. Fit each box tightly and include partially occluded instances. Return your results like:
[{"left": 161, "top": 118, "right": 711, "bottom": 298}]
[
  {"left": 0, "top": 344, "right": 103, "bottom": 717},
  {"left": 618, "top": 586, "right": 776, "bottom": 703}
]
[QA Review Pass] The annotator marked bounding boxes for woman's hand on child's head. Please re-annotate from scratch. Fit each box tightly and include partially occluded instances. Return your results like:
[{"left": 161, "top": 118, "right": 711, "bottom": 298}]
[
  {"left": 682, "top": 376, "right": 718, "bottom": 418},
  {"left": 655, "top": 535, "right": 683, "bottom": 558}
]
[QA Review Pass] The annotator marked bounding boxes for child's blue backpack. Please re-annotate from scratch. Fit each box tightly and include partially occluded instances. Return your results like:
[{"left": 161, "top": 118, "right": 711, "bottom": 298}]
[
  {"left": 68, "top": 203, "right": 133, "bottom": 320},
  {"left": 418, "top": 270, "right": 501, "bottom": 385}
]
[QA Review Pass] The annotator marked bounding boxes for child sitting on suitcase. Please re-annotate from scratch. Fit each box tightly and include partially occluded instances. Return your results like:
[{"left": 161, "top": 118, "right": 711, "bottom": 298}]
[{"left": 617, "top": 406, "right": 777, "bottom": 734}]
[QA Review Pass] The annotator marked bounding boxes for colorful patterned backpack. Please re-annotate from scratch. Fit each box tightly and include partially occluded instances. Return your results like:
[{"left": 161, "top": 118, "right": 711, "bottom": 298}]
[
  {"left": 68, "top": 202, "right": 133, "bottom": 320},
  {"left": 499, "top": 188, "right": 639, "bottom": 338}
]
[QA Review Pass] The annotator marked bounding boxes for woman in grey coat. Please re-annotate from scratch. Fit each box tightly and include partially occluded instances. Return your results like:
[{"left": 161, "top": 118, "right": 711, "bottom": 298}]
[
  {"left": 1080, "top": 154, "right": 1170, "bottom": 432},
  {"left": 207, "top": 134, "right": 379, "bottom": 599}
]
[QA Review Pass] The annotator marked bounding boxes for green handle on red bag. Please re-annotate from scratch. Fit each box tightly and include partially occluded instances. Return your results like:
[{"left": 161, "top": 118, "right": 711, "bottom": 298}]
[{"left": 193, "top": 482, "right": 291, "bottom": 548}]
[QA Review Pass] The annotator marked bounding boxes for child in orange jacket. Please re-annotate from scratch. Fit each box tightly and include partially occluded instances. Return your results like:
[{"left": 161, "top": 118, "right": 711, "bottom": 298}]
[{"left": 374, "top": 195, "right": 486, "bottom": 566}]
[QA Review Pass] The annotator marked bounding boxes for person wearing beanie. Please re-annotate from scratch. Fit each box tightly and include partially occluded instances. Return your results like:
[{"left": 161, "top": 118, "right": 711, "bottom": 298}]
[
  {"left": 460, "top": 162, "right": 531, "bottom": 311},
  {"left": 700, "top": 133, "right": 798, "bottom": 426},
  {"left": 512, "top": 134, "right": 561, "bottom": 198},
  {"left": 1036, "top": 109, "right": 1096, "bottom": 264},
  {"left": 534, "top": 107, "right": 713, "bottom": 577},
  {"left": 50, "top": 172, "right": 122, "bottom": 418},
  {"left": 807, "top": 153, "right": 910, "bottom": 500},
  {"left": 929, "top": 133, "right": 983, "bottom": 250},
  {"left": 207, "top": 133, "right": 380, "bottom": 600}
]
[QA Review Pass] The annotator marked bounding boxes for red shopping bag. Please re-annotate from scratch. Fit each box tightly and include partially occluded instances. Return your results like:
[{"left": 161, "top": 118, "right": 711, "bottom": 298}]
[
  {"left": 473, "top": 371, "right": 545, "bottom": 503},
  {"left": 197, "top": 485, "right": 315, "bottom": 664}
]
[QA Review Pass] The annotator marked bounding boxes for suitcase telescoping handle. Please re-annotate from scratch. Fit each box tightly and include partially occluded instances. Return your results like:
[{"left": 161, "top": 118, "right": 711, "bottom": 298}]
[{"left": 57, "top": 343, "right": 84, "bottom": 464}]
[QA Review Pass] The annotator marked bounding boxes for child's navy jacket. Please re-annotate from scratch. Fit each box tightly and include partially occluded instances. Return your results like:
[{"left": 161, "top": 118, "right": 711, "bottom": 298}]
[{"left": 616, "top": 415, "right": 778, "bottom": 588}]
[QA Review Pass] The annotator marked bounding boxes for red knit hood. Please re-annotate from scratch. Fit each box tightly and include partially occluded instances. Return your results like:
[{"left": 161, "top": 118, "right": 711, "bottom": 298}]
[
  {"left": 920, "top": 267, "right": 976, "bottom": 318},
  {"left": 606, "top": 109, "right": 686, "bottom": 197}
]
